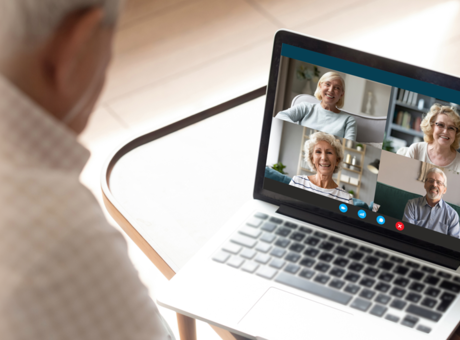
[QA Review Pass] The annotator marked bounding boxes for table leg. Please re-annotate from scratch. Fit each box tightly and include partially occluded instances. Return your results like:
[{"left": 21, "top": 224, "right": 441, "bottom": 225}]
[{"left": 177, "top": 313, "right": 197, "bottom": 340}]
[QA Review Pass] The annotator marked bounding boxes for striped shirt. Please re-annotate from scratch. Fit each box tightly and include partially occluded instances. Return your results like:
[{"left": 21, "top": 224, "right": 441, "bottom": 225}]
[
  {"left": 289, "top": 175, "right": 353, "bottom": 205},
  {"left": 403, "top": 196, "right": 460, "bottom": 238}
]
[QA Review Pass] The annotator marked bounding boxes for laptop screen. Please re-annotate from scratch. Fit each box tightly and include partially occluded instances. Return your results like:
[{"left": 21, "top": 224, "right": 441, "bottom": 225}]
[{"left": 260, "top": 31, "right": 460, "bottom": 257}]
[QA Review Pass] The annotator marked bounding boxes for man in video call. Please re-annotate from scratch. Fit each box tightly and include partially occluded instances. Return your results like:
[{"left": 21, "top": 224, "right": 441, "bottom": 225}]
[{"left": 403, "top": 167, "right": 460, "bottom": 238}]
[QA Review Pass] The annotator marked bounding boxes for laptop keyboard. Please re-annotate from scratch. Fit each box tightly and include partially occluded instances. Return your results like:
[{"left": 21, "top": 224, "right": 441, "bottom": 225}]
[{"left": 212, "top": 212, "right": 460, "bottom": 334}]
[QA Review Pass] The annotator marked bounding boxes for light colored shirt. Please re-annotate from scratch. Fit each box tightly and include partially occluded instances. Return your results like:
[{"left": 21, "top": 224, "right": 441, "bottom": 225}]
[
  {"left": 0, "top": 75, "right": 174, "bottom": 340},
  {"left": 289, "top": 175, "right": 353, "bottom": 205},
  {"left": 406, "top": 142, "right": 460, "bottom": 172},
  {"left": 276, "top": 102, "right": 357, "bottom": 141},
  {"left": 403, "top": 196, "right": 460, "bottom": 238}
]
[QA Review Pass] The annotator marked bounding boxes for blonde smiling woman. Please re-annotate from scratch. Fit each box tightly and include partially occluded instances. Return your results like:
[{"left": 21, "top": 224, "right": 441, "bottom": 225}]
[{"left": 406, "top": 104, "right": 460, "bottom": 171}]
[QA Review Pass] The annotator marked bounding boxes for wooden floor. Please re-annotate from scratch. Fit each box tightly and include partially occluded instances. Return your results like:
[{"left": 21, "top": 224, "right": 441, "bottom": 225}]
[{"left": 78, "top": 0, "right": 460, "bottom": 339}]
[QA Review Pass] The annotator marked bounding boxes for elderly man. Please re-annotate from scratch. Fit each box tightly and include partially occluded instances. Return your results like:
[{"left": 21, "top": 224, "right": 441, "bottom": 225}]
[
  {"left": 403, "top": 167, "right": 460, "bottom": 238},
  {"left": 0, "top": 1, "right": 174, "bottom": 339}
]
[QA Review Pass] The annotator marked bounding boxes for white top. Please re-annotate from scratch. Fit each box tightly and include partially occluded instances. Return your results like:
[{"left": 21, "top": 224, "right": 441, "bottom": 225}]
[
  {"left": 0, "top": 75, "right": 174, "bottom": 340},
  {"left": 289, "top": 175, "right": 354, "bottom": 205},
  {"left": 406, "top": 142, "right": 460, "bottom": 172}
]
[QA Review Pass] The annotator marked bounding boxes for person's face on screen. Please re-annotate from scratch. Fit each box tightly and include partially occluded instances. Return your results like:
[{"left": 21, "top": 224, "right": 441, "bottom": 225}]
[
  {"left": 319, "top": 78, "right": 344, "bottom": 108},
  {"left": 432, "top": 114, "right": 457, "bottom": 148},
  {"left": 312, "top": 140, "right": 337, "bottom": 177},
  {"left": 424, "top": 172, "right": 447, "bottom": 201}
]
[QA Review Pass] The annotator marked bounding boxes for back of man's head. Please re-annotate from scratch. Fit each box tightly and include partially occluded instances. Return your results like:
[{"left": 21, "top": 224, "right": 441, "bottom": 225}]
[{"left": 0, "top": 0, "right": 122, "bottom": 59}]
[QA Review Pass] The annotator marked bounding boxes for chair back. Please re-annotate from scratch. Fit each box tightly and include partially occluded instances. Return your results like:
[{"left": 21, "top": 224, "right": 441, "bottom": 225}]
[{"left": 291, "top": 94, "right": 387, "bottom": 143}]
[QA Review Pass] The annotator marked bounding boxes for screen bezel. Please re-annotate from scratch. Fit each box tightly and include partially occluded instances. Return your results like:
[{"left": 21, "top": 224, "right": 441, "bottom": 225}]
[{"left": 253, "top": 29, "right": 460, "bottom": 267}]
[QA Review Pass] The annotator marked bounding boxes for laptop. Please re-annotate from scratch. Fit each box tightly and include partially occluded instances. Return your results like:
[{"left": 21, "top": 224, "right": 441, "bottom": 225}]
[{"left": 157, "top": 29, "right": 460, "bottom": 340}]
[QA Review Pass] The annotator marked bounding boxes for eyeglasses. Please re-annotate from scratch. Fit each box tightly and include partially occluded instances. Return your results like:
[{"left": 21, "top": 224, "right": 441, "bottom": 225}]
[
  {"left": 426, "top": 178, "right": 445, "bottom": 187},
  {"left": 434, "top": 121, "right": 458, "bottom": 133}
]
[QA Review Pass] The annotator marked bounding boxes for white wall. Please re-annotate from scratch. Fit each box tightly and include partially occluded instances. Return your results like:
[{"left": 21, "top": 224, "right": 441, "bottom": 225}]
[{"left": 377, "top": 151, "right": 460, "bottom": 205}]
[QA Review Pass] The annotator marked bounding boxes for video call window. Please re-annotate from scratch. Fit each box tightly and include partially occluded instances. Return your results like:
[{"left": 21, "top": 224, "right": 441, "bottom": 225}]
[{"left": 265, "top": 55, "right": 460, "bottom": 241}]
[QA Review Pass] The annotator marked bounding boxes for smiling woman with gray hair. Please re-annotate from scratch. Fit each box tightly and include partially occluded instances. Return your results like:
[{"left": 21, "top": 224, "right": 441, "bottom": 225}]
[
  {"left": 276, "top": 71, "right": 357, "bottom": 141},
  {"left": 289, "top": 131, "right": 353, "bottom": 205}
]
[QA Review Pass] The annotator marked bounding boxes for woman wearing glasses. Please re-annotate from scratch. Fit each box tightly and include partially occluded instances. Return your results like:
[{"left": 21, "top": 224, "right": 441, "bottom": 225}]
[{"left": 406, "top": 104, "right": 460, "bottom": 171}]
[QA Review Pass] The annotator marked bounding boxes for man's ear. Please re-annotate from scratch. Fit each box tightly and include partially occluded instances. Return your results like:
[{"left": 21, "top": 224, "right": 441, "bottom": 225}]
[{"left": 42, "top": 7, "right": 104, "bottom": 95}]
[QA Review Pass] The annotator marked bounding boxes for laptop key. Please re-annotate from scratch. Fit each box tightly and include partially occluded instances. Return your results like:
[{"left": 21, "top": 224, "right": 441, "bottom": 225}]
[
  {"left": 349, "top": 262, "right": 364, "bottom": 273},
  {"left": 275, "top": 272, "right": 352, "bottom": 305},
  {"left": 247, "top": 217, "right": 263, "bottom": 228},
  {"left": 393, "top": 265, "right": 409, "bottom": 275},
  {"left": 269, "top": 258, "right": 285, "bottom": 269},
  {"left": 440, "top": 280, "right": 460, "bottom": 293},
  {"left": 344, "top": 241, "right": 358, "bottom": 248},
  {"left": 389, "top": 256, "right": 404, "bottom": 263},
  {"left": 300, "top": 257, "right": 316, "bottom": 268},
  {"left": 290, "top": 232, "right": 306, "bottom": 242},
  {"left": 314, "top": 274, "right": 330, "bottom": 284},
  {"left": 437, "top": 292, "right": 456, "bottom": 312},
  {"left": 408, "top": 270, "right": 424, "bottom": 281},
  {"left": 377, "top": 260, "right": 394, "bottom": 271},
  {"left": 269, "top": 217, "right": 283, "bottom": 224},
  {"left": 344, "top": 283, "right": 360, "bottom": 295},
  {"left": 344, "top": 272, "right": 360, "bottom": 283},
  {"left": 370, "top": 304, "right": 387, "bottom": 317},
  {"left": 359, "top": 246, "right": 373, "bottom": 254},
  {"left": 212, "top": 251, "right": 230, "bottom": 263},
  {"left": 314, "top": 231, "right": 328, "bottom": 239},
  {"left": 350, "top": 298, "right": 371, "bottom": 312},
  {"left": 304, "top": 236, "right": 320, "bottom": 246},
  {"left": 299, "top": 268, "right": 315, "bottom": 279},
  {"left": 304, "top": 247, "right": 320, "bottom": 258},
  {"left": 437, "top": 272, "right": 452, "bottom": 279},
  {"left": 261, "top": 222, "right": 277, "bottom": 232},
  {"left": 319, "top": 241, "right": 334, "bottom": 251},
  {"left": 318, "top": 252, "right": 334, "bottom": 263},
  {"left": 329, "top": 236, "right": 343, "bottom": 243},
  {"left": 274, "top": 238, "right": 290, "bottom": 248},
  {"left": 222, "top": 243, "right": 242, "bottom": 254},
  {"left": 424, "top": 287, "right": 440, "bottom": 298},
  {"left": 390, "top": 299, "right": 406, "bottom": 310},
  {"left": 285, "top": 252, "right": 301, "bottom": 263},
  {"left": 389, "top": 287, "right": 406, "bottom": 298},
  {"left": 421, "top": 266, "right": 435, "bottom": 274},
  {"left": 394, "top": 277, "right": 409, "bottom": 287},
  {"left": 333, "top": 246, "right": 349, "bottom": 256},
  {"left": 359, "top": 289, "right": 375, "bottom": 300},
  {"left": 406, "top": 304, "right": 442, "bottom": 322},
  {"left": 254, "top": 253, "right": 271, "bottom": 264},
  {"left": 330, "top": 267, "right": 346, "bottom": 278},
  {"left": 256, "top": 266, "right": 278, "bottom": 280},
  {"left": 424, "top": 275, "right": 439, "bottom": 285},
  {"left": 240, "top": 248, "right": 256, "bottom": 259},
  {"left": 241, "top": 261, "right": 259, "bottom": 273},
  {"left": 314, "top": 262, "right": 330, "bottom": 273},
  {"left": 375, "top": 294, "right": 391, "bottom": 305},
  {"left": 231, "top": 234, "right": 257, "bottom": 248},
  {"left": 284, "top": 222, "right": 298, "bottom": 229},
  {"left": 299, "top": 226, "right": 312, "bottom": 234},
  {"left": 375, "top": 282, "right": 390, "bottom": 293},
  {"left": 454, "top": 277, "right": 460, "bottom": 283},
  {"left": 421, "top": 297, "right": 437, "bottom": 308},
  {"left": 333, "top": 257, "right": 349, "bottom": 267},
  {"left": 385, "top": 314, "right": 400, "bottom": 323},
  {"left": 416, "top": 325, "right": 432, "bottom": 334},
  {"left": 284, "top": 263, "right": 300, "bottom": 274},
  {"left": 288, "top": 243, "right": 305, "bottom": 253},
  {"left": 227, "top": 256, "right": 244, "bottom": 268},
  {"left": 375, "top": 251, "right": 389, "bottom": 259},
  {"left": 363, "top": 256, "right": 379, "bottom": 266},
  {"left": 409, "top": 282, "right": 425, "bottom": 292},
  {"left": 254, "top": 212, "right": 268, "bottom": 220},
  {"left": 401, "top": 315, "right": 419, "bottom": 328},
  {"left": 405, "top": 292, "right": 422, "bottom": 303},
  {"left": 270, "top": 247, "right": 286, "bottom": 258},
  {"left": 406, "top": 261, "right": 420, "bottom": 269},
  {"left": 275, "top": 227, "right": 291, "bottom": 237},
  {"left": 255, "top": 242, "right": 271, "bottom": 253},
  {"left": 348, "top": 251, "right": 364, "bottom": 261},
  {"left": 329, "top": 279, "right": 345, "bottom": 290},
  {"left": 259, "top": 232, "right": 276, "bottom": 243},
  {"left": 363, "top": 267, "right": 379, "bottom": 277},
  {"left": 359, "top": 278, "right": 376, "bottom": 288}
]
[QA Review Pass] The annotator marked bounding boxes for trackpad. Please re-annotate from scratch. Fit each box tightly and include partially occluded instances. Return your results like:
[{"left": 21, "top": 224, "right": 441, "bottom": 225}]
[{"left": 238, "top": 287, "right": 353, "bottom": 340}]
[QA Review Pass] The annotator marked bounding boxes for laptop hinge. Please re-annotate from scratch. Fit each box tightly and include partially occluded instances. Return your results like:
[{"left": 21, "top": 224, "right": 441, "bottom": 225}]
[{"left": 276, "top": 204, "right": 460, "bottom": 271}]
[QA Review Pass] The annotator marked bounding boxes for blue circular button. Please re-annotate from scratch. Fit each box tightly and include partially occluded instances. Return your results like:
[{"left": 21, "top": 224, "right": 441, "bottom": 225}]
[
  {"left": 358, "top": 210, "right": 367, "bottom": 219},
  {"left": 339, "top": 204, "right": 348, "bottom": 213},
  {"left": 377, "top": 216, "right": 386, "bottom": 225}
]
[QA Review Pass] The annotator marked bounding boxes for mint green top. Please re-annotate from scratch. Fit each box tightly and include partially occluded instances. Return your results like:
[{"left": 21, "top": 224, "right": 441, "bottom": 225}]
[{"left": 276, "top": 102, "right": 357, "bottom": 141}]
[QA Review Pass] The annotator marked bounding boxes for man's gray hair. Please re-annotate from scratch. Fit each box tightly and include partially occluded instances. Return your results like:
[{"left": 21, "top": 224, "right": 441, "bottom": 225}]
[
  {"left": 426, "top": 167, "right": 447, "bottom": 187},
  {"left": 0, "top": 0, "right": 122, "bottom": 55}
]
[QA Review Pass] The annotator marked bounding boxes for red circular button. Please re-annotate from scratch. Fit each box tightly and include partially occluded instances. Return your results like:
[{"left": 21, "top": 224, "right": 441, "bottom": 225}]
[{"left": 396, "top": 222, "right": 404, "bottom": 231}]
